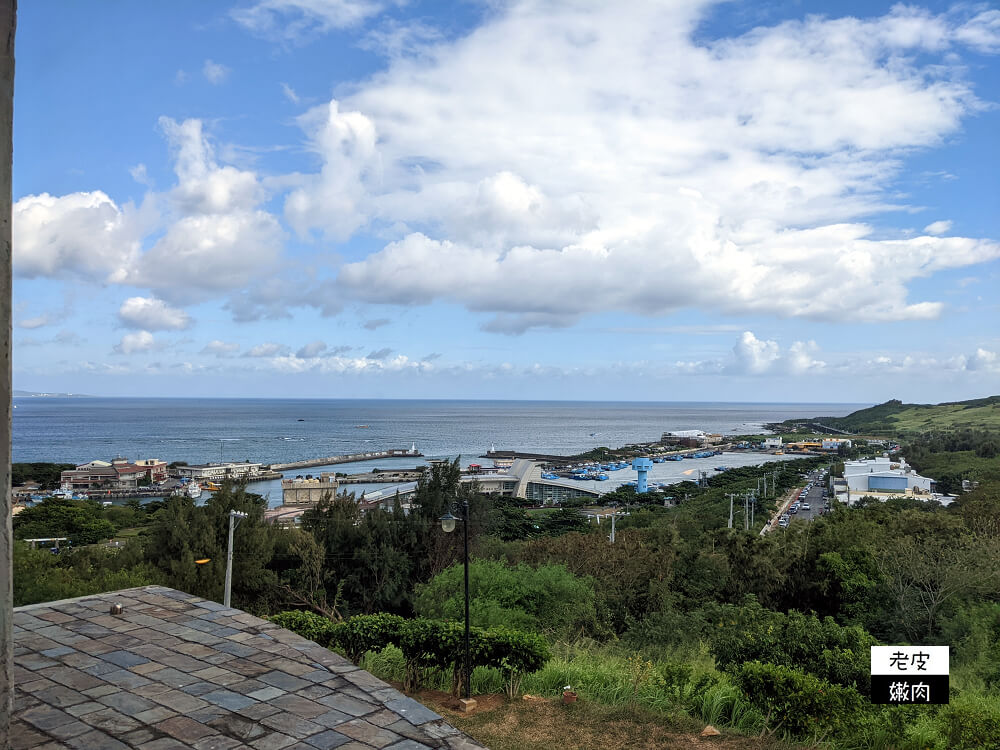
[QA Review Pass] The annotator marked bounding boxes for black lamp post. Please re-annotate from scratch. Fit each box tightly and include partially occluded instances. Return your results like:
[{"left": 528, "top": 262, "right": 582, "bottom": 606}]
[{"left": 439, "top": 500, "right": 471, "bottom": 701}]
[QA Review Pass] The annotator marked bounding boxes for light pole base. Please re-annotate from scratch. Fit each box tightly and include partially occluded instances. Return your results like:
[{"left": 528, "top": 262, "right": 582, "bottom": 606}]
[{"left": 458, "top": 698, "right": 478, "bottom": 713}]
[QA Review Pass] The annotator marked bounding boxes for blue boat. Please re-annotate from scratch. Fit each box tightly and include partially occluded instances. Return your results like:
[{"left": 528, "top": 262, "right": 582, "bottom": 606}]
[{"left": 715, "top": 466, "right": 727, "bottom": 472}]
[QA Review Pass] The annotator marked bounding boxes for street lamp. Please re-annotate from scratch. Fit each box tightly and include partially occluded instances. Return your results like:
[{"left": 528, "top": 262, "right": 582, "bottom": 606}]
[
  {"left": 439, "top": 500, "right": 472, "bottom": 705},
  {"left": 224, "top": 509, "right": 248, "bottom": 608}
]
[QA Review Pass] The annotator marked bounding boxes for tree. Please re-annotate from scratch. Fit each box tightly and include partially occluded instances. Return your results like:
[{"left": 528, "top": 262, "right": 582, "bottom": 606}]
[
  {"left": 877, "top": 532, "right": 1000, "bottom": 642},
  {"left": 13, "top": 497, "right": 115, "bottom": 545},
  {"left": 414, "top": 559, "right": 605, "bottom": 639}
]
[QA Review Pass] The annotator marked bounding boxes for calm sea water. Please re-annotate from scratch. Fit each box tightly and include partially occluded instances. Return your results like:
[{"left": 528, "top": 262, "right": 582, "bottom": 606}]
[{"left": 13, "top": 398, "right": 866, "bottom": 465}]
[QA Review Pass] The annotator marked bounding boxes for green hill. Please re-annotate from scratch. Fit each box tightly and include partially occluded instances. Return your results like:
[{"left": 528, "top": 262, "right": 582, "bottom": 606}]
[{"left": 802, "top": 396, "right": 1000, "bottom": 436}]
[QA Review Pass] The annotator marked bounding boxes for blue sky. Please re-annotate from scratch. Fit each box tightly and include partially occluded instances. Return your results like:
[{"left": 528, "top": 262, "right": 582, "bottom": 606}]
[{"left": 12, "top": 0, "right": 1000, "bottom": 401}]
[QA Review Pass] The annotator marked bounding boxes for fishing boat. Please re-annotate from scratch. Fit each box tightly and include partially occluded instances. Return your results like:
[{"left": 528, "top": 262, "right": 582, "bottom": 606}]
[{"left": 186, "top": 483, "right": 203, "bottom": 499}]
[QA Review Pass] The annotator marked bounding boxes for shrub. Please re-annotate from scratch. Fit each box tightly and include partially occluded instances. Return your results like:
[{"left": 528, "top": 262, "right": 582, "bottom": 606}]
[
  {"left": 269, "top": 611, "right": 339, "bottom": 647},
  {"left": 940, "top": 694, "right": 1000, "bottom": 750},
  {"left": 710, "top": 597, "right": 877, "bottom": 694},
  {"left": 333, "top": 613, "right": 407, "bottom": 664},
  {"left": 277, "top": 610, "right": 552, "bottom": 696},
  {"left": 732, "top": 661, "right": 864, "bottom": 740}
]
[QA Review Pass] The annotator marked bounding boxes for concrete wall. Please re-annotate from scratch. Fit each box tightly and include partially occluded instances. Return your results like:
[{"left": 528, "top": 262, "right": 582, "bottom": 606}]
[{"left": 1, "top": 4, "right": 14, "bottom": 746}]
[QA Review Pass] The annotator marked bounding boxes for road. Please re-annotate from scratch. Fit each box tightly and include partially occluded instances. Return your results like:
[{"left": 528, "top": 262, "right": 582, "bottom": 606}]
[{"left": 783, "top": 468, "right": 830, "bottom": 527}]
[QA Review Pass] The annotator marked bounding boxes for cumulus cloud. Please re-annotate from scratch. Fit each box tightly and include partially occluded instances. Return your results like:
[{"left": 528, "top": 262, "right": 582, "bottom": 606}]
[
  {"left": 203, "top": 59, "right": 231, "bottom": 84},
  {"left": 114, "top": 330, "right": 156, "bottom": 355},
  {"left": 118, "top": 297, "right": 192, "bottom": 331},
  {"left": 232, "top": 0, "right": 382, "bottom": 41},
  {"left": 296, "top": 340, "right": 328, "bottom": 358},
  {"left": 202, "top": 340, "right": 241, "bottom": 357},
  {"left": 15, "top": 117, "right": 284, "bottom": 306},
  {"left": 290, "top": 2, "right": 1000, "bottom": 327},
  {"left": 13, "top": 191, "right": 143, "bottom": 281},
  {"left": 285, "top": 101, "right": 377, "bottom": 239}
]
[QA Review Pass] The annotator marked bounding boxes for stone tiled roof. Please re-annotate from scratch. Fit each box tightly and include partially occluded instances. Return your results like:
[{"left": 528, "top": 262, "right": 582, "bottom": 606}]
[{"left": 12, "top": 586, "right": 487, "bottom": 750}]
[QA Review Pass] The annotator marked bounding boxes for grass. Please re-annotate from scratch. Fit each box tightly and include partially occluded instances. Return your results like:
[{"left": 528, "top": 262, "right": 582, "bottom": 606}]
[{"left": 418, "top": 690, "right": 801, "bottom": 750}]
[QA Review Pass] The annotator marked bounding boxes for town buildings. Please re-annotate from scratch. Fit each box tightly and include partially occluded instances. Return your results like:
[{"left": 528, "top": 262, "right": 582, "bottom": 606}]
[{"left": 60, "top": 456, "right": 168, "bottom": 491}]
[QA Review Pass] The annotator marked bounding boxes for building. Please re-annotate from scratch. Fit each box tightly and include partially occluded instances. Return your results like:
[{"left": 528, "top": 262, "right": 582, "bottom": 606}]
[
  {"left": 281, "top": 473, "right": 340, "bottom": 505},
  {"left": 175, "top": 461, "right": 263, "bottom": 482},
  {"left": 763, "top": 437, "right": 783, "bottom": 450},
  {"left": 60, "top": 456, "right": 166, "bottom": 491},
  {"left": 841, "top": 457, "right": 936, "bottom": 505},
  {"left": 821, "top": 438, "right": 852, "bottom": 451},
  {"left": 134, "top": 457, "right": 168, "bottom": 482}
]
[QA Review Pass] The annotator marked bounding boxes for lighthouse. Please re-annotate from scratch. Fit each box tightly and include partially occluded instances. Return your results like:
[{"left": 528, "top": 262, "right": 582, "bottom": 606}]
[{"left": 632, "top": 458, "right": 653, "bottom": 493}]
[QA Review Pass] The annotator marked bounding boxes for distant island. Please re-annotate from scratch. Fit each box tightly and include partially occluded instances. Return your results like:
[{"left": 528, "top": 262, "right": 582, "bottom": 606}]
[{"left": 13, "top": 390, "right": 93, "bottom": 398}]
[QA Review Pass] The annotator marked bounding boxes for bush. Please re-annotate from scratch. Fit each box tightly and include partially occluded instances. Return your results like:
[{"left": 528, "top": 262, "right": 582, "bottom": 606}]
[
  {"left": 710, "top": 597, "right": 877, "bottom": 694},
  {"left": 940, "top": 694, "right": 1000, "bottom": 750},
  {"left": 269, "top": 611, "right": 340, "bottom": 647},
  {"left": 333, "top": 613, "right": 407, "bottom": 664},
  {"left": 732, "top": 661, "right": 864, "bottom": 740},
  {"left": 273, "top": 609, "right": 550, "bottom": 697}
]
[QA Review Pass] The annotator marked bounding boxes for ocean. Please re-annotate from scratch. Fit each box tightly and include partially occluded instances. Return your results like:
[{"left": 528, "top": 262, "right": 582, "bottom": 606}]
[{"left": 13, "top": 398, "right": 866, "bottom": 506}]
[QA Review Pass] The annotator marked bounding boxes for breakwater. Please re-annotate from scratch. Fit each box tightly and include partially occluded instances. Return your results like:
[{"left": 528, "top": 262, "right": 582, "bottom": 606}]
[{"left": 270, "top": 448, "right": 423, "bottom": 472}]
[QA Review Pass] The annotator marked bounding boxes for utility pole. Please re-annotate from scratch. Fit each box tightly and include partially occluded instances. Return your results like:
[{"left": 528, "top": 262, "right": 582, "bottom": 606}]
[
  {"left": 609, "top": 513, "right": 617, "bottom": 544},
  {"left": 728, "top": 494, "right": 734, "bottom": 529},
  {"left": 744, "top": 494, "right": 749, "bottom": 530},
  {"left": 224, "top": 510, "right": 248, "bottom": 608}
]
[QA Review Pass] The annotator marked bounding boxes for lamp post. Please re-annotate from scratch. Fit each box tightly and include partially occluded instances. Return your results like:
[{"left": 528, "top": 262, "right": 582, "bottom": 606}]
[
  {"left": 224, "top": 510, "right": 248, "bottom": 608},
  {"left": 439, "top": 500, "right": 472, "bottom": 705}
]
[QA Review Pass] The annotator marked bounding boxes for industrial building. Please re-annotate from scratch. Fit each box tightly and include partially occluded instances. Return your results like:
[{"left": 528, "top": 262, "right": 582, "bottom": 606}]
[
  {"left": 280, "top": 473, "right": 340, "bottom": 505},
  {"left": 836, "top": 457, "right": 937, "bottom": 505},
  {"left": 175, "top": 461, "right": 264, "bottom": 482}
]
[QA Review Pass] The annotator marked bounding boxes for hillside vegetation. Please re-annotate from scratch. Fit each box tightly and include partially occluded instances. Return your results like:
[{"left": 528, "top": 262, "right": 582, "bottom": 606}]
[{"left": 800, "top": 395, "right": 1000, "bottom": 436}]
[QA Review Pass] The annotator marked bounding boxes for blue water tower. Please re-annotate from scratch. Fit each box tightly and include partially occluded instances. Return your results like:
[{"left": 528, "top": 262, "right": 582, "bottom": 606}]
[{"left": 632, "top": 458, "right": 653, "bottom": 493}]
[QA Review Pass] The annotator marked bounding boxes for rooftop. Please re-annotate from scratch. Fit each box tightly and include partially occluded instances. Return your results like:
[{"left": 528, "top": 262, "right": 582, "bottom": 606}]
[{"left": 12, "top": 586, "right": 486, "bottom": 750}]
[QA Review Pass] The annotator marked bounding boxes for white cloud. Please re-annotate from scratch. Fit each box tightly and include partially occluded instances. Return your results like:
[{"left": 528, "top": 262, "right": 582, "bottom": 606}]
[
  {"left": 118, "top": 297, "right": 192, "bottom": 331},
  {"left": 731, "top": 331, "right": 782, "bottom": 375},
  {"left": 246, "top": 342, "right": 290, "bottom": 357},
  {"left": 955, "top": 10, "right": 1000, "bottom": 53},
  {"left": 15, "top": 118, "right": 284, "bottom": 306},
  {"left": 232, "top": 0, "right": 382, "bottom": 41},
  {"left": 296, "top": 340, "right": 327, "bottom": 358},
  {"left": 18, "top": 315, "right": 52, "bottom": 330},
  {"left": 281, "top": 82, "right": 300, "bottom": 103},
  {"left": 202, "top": 340, "right": 241, "bottom": 357},
  {"left": 292, "top": 2, "right": 1000, "bottom": 327},
  {"left": 285, "top": 101, "right": 377, "bottom": 239},
  {"left": 114, "top": 330, "right": 156, "bottom": 355},
  {"left": 13, "top": 191, "right": 142, "bottom": 281},
  {"left": 203, "top": 59, "right": 231, "bottom": 84},
  {"left": 923, "top": 220, "right": 953, "bottom": 235}
]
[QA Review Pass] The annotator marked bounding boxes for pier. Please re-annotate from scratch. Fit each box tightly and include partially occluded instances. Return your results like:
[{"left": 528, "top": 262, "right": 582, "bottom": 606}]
[{"left": 270, "top": 447, "right": 423, "bottom": 472}]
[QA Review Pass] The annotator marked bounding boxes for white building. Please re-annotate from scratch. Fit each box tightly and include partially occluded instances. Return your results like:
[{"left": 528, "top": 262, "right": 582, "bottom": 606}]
[
  {"left": 821, "top": 439, "right": 852, "bottom": 451},
  {"left": 763, "top": 437, "right": 783, "bottom": 450},
  {"left": 176, "top": 462, "right": 263, "bottom": 482},
  {"left": 842, "top": 457, "right": 935, "bottom": 505}
]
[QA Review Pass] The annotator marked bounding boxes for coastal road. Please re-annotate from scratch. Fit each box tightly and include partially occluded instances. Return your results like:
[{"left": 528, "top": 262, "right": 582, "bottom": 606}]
[{"left": 786, "top": 468, "right": 830, "bottom": 526}]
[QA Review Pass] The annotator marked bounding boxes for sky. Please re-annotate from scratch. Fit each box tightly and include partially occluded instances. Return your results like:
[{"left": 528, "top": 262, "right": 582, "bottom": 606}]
[{"left": 11, "top": 0, "right": 1000, "bottom": 402}]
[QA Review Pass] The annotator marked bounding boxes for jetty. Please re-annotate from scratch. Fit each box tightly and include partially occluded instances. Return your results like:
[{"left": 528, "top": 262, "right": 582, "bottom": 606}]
[{"left": 270, "top": 447, "right": 422, "bottom": 472}]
